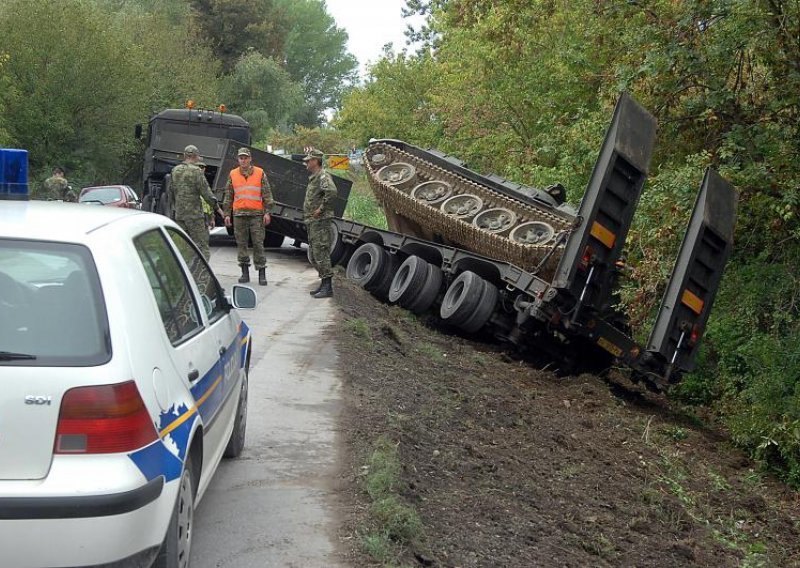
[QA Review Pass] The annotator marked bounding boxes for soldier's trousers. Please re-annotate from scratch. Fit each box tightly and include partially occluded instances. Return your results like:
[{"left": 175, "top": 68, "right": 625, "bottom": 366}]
[
  {"left": 234, "top": 215, "right": 267, "bottom": 269},
  {"left": 307, "top": 219, "right": 333, "bottom": 279},
  {"left": 177, "top": 216, "right": 210, "bottom": 260}
]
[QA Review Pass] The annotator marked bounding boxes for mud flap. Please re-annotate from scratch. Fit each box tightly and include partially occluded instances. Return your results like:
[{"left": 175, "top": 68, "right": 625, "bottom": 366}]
[
  {"left": 645, "top": 168, "right": 737, "bottom": 379},
  {"left": 552, "top": 93, "right": 657, "bottom": 317}
]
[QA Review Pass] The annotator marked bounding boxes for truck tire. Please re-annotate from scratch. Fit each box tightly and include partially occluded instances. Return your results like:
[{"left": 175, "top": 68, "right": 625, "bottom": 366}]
[
  {"left": 405, "top": 263, "right": 443, "bottom": 315},
  {"left": 440, "top": 271, "right": 485, "bottom": 327},
  {"left": 346, "top": 243, "right": 389, "bottom": 290},
  {"left": 458, "top": 279, "right": 498, "bottom": 333},
  {"left": 264, "top": 231, "right": 284, "bottom": 248},
  {"left": 389, "top": 256, "right": 429, "bottom": 306},
  {"left": 366, "top": 253, "right": 401, "bottom": 301}
]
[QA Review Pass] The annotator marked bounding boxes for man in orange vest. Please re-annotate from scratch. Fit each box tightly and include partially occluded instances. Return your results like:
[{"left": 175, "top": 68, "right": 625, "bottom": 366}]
[{"left": 223, "top": 147, "right": 274, "bottom": 285}]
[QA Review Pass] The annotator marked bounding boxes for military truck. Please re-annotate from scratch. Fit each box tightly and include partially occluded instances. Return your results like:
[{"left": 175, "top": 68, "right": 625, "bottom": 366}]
[
  {"left": 136, "top": 107, "right": 353, "bottom": 245},
  {"left": 136, "top": 107, "right": 251, "bottom": 217}
]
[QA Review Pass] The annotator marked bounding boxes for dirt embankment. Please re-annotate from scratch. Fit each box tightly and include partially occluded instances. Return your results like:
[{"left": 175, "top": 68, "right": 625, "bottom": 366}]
[{"left": 333, "top": 275, "right": 800, "bottom": 567}]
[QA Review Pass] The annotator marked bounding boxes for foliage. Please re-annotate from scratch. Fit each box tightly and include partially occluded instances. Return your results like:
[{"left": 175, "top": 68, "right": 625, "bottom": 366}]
[
  {"left": 267, "top": 125, "right": 355, "bottom": 155},
  {"left": 338, "top": 0, "right": 800, "bottom": 483},
  {"left": 220, "top": 52, "right": 303, "bottom": 139},
  {"left": 188, "top": 0, "right": 286, "bottom": 71},
  {"left": 277, "top": 0, "right": 358, "bottom": 125}
]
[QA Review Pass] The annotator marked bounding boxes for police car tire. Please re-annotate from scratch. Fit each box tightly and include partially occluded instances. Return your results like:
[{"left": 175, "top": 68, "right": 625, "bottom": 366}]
[
  {"left": 224, "top": 370, "right": 248, "bottom": 459},
  {"left": 154, "top": 457, "right": 195, "bottom": 568}
]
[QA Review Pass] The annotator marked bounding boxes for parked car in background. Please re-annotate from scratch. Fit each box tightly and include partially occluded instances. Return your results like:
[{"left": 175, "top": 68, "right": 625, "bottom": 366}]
[
  {"left": 79, "top": 184, "right": 142, "bottom": 209},
  {"left": 0, "top": 202, "right": 256, "bottom": 568}
]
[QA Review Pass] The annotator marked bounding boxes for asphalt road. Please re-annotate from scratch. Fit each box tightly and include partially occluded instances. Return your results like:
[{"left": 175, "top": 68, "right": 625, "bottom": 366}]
[{"left": 190, "top": 232, "right": 345, "bottom": 568}]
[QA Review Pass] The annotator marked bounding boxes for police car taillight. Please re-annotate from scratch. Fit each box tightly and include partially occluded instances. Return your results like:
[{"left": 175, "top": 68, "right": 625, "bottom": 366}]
[{"left": 54, "top": 381, "right": 158, "bottom": 454}]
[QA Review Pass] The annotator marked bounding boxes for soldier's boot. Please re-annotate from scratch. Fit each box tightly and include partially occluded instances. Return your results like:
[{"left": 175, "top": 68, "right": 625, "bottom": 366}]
[
  {"left": 238, "top": 265, "right": 250, "bottom": 284},
  {"left": 258, "top": 268, "right": 267, "bottom": 286},
  {"left": 309, "top": 279, "right": 323, "bottom": 296},
  {"left": 312, "top": 277, "right": 333, "bottom": 299}
]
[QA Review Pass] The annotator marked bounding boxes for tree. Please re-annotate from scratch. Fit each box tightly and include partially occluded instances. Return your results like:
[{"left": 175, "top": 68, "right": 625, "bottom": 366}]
[
  {"left": 276, "top": 0, "right": 357, "bottom": 125},
  {"left": 221, "top": 52, "right": 304, "bottom": 140},
  {"left": 189, "top": 0, "right": 287, "bottom": 71}
]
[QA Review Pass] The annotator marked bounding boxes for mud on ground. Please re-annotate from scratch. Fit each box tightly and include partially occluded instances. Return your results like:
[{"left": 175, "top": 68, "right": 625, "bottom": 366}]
[{"left": 333, "top": 275, "right": 800, "bottom": 567}]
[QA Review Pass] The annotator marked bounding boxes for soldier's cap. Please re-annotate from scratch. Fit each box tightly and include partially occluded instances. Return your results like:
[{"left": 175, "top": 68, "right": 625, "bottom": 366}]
[
  {"left": 184, "top": 144, "right": 200, "bottom": 156},
  {"left": 237, "top": 147, "right": 251, "bottom": 157},
  {"left": 303, "top": 149, "right": 325, "bottom": 163}
]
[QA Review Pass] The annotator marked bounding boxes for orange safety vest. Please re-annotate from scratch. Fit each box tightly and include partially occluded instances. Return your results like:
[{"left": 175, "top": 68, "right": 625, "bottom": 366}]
[{"left": 230, "top": 166, "right": 265, "bottom": 212}]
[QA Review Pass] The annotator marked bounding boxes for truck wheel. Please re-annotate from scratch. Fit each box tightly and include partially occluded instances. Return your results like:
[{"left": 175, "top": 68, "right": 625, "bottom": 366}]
[
  {"left": 329, "top": 223, "right": 348, "bottom": 266},
  {"left": 405, "top": 264, "right": 443, "bottom": 314},
  {"left": 440, "top": 271, "right": 485, "bottom": 327},
  {"left": 389, "top": 256, "right": 429, "bottom": 306},
  {"left": 264, "top": 231, "right": 284, "bottom": 248},
  {"left": 367, "top": 253, "right": 401, "bottom": 301},
  {"left": 346, "top": 243, "right": 389, "bottom": 290},
  {"left": 458, "top": 279, "right": 498, "bottom": 333}
]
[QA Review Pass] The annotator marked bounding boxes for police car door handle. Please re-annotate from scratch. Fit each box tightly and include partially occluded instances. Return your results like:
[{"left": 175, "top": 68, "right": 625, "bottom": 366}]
[{"left": 188, "top": 368, "right": 200, "bottom": 382}]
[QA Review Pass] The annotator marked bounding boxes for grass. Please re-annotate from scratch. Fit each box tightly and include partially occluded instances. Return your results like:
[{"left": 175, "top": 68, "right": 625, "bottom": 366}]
[
  {"left": 343, "top": 173, "right": 388, "bottom": 229},
  {"left": 416, "top": 342, "right": 445, "bottom": 362},
  {"left": 359, "top": 437, "right": 424, "bottom": 566},
  {"left": 344, "top": 317, "right": 371, "bottom": 339}
]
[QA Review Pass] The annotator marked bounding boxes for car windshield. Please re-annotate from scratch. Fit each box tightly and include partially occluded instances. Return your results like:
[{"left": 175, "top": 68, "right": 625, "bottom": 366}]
[
  {"left": 80, "top": 187, "right": 123, "bottom": 204},
  {"left": 0, "top": 239, "right": 111, "bottom": 366}
]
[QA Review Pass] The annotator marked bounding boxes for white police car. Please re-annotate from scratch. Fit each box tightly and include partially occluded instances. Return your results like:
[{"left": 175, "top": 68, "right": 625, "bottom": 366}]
[{"left": 0, "top": 202, "right": 254, "bottom": 568}]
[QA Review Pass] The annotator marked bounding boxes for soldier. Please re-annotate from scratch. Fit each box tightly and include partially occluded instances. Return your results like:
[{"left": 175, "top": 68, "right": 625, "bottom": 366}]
[
  {"left": 303, "top": 149, "right": 337, "bottom": 299},
  {"left": 41, "top": 167, "right": 76, "bottom": 202},
  {"left": 223, "top": 147, "right": 273, "bottom": 286},
  {"left": 171, "top": 145, "right": 223, "bottom": 260},
  {"left": 197, "top": 160, "right": 215, "bottom": 230}
]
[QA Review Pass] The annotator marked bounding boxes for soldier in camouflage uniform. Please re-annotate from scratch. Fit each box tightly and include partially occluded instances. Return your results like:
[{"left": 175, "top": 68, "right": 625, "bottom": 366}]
[
  {"left": 41, "top": 167, "right": 76, "bottom": 202},
  {"left": 222, "top": 147, "right": 273, "bottom": 286},
  {"left": 303, "top": 149, "right": 338, "bottom": 299},
  {"left": 171, "top": 145, "right": 222, "bottom": 261}
]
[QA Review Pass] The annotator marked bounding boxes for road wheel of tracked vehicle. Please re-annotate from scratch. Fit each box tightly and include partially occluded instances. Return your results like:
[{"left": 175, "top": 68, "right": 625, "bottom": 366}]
[
  {"left": 458, "top": 279, "right": 499, "bottom": 333},
  {"left": 441, "top": 194, "right": 484, "bottom": 220},
  {"left": 405, "top": 263, "right": 444, "bottom": 315},
  {"left": 473, "top": 207, "right": 518, "bottom": 234},
  {"left": 510, "top": 221, "right": 555, "bottom": 245},
  {"left": 264, "top": 231, "right": 284, "bottom": 248},
  {"left": 440, "top": 271, "right": 486, "bottom": 327},
  {"left": 376, "top": 162, "right": 417, "bottom": 192},
  {"left": 388, "top": 255, "right": 429, "bottom": 306},
  {"left": 411, "top": 180, "right": 453, "bottom": 206},
  {"left": 346, "top": 243, "right": 389, "bottom": 290}
]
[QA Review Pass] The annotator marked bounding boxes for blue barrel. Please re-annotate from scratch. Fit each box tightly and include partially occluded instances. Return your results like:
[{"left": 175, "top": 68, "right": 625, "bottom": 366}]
[{"left": 0, "top": 148, "right": 29, "bottom": 200}]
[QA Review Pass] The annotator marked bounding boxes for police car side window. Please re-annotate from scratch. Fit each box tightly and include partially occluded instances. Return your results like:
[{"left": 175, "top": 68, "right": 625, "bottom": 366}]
[
  {"left": 166, "top": 228, "right": 227, "bottom": 324},
  {"left": 135, "top": 230, "right": 203, "bottom": 345}
]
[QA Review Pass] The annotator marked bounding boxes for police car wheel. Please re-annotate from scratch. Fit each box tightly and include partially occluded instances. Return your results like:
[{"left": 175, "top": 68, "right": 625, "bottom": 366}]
[
  {"left": 224, "top": 369, "right": 248, "bottom": 458},
  {"left": 154, "top": 458, "right": 195, "bottom": 568}
]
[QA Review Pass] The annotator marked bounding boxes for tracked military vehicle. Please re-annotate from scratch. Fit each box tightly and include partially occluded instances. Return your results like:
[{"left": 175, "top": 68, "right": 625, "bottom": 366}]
[{"left": 330, "top": 93, "right": 737, "bottom": 389}]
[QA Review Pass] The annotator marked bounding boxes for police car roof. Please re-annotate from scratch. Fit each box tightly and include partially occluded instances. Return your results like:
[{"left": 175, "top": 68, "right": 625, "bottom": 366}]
[{"left": 0, "top": 201, "right": 148, "bottom": 242}]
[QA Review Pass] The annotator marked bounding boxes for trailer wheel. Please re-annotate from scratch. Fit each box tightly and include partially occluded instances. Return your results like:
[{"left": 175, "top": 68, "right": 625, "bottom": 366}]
[
  {"left": 346, "top": 243, "right": 389, "bottom": 290},
  {"left": 329, "top": 223, "right": 348, "bottom": 266},
  {"left": 388, "top": 256, "right": 429, "bottom": 306},
  {"left": 367, "top": 253, "right": 401, "bottom": 301},
  {"left": 405, "top": 263, "right": 444, "bottom": 315},
  {"left": 440, "top": 271, "right": 485, "bottom": 327},
  {"left": 458, "top": 279, "right": 498, "bottom": 333}
]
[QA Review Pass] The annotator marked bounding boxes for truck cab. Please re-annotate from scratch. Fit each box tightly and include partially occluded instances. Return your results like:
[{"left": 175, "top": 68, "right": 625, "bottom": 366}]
[{"left": 138, "top": 108, "right": 251, "bottom": 215}]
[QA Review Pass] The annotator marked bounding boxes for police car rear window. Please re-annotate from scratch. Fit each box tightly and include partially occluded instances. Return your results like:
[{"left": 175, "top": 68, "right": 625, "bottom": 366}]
[{"left": 0, "top": 239, "right": 111, "bottom": 367}]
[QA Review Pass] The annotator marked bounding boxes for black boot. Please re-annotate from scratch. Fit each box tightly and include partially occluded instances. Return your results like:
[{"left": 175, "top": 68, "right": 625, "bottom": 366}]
[
  {"left": 309, "top": 279, "right": 323, "bottom": 296},
  {"left": 238, "top": 265, "right": 250, "bottom": 283},
  {"left": 312, "top": 277, "right": 333, "bottom": 299},
  {"left": 258, "top": 268, "right": 267, "bottom": 286}
]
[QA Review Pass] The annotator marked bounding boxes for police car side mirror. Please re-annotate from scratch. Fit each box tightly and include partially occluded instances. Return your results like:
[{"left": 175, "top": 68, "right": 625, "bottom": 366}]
[{"left": 230, "top": 285, "right": 257, "bottom": 309}]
